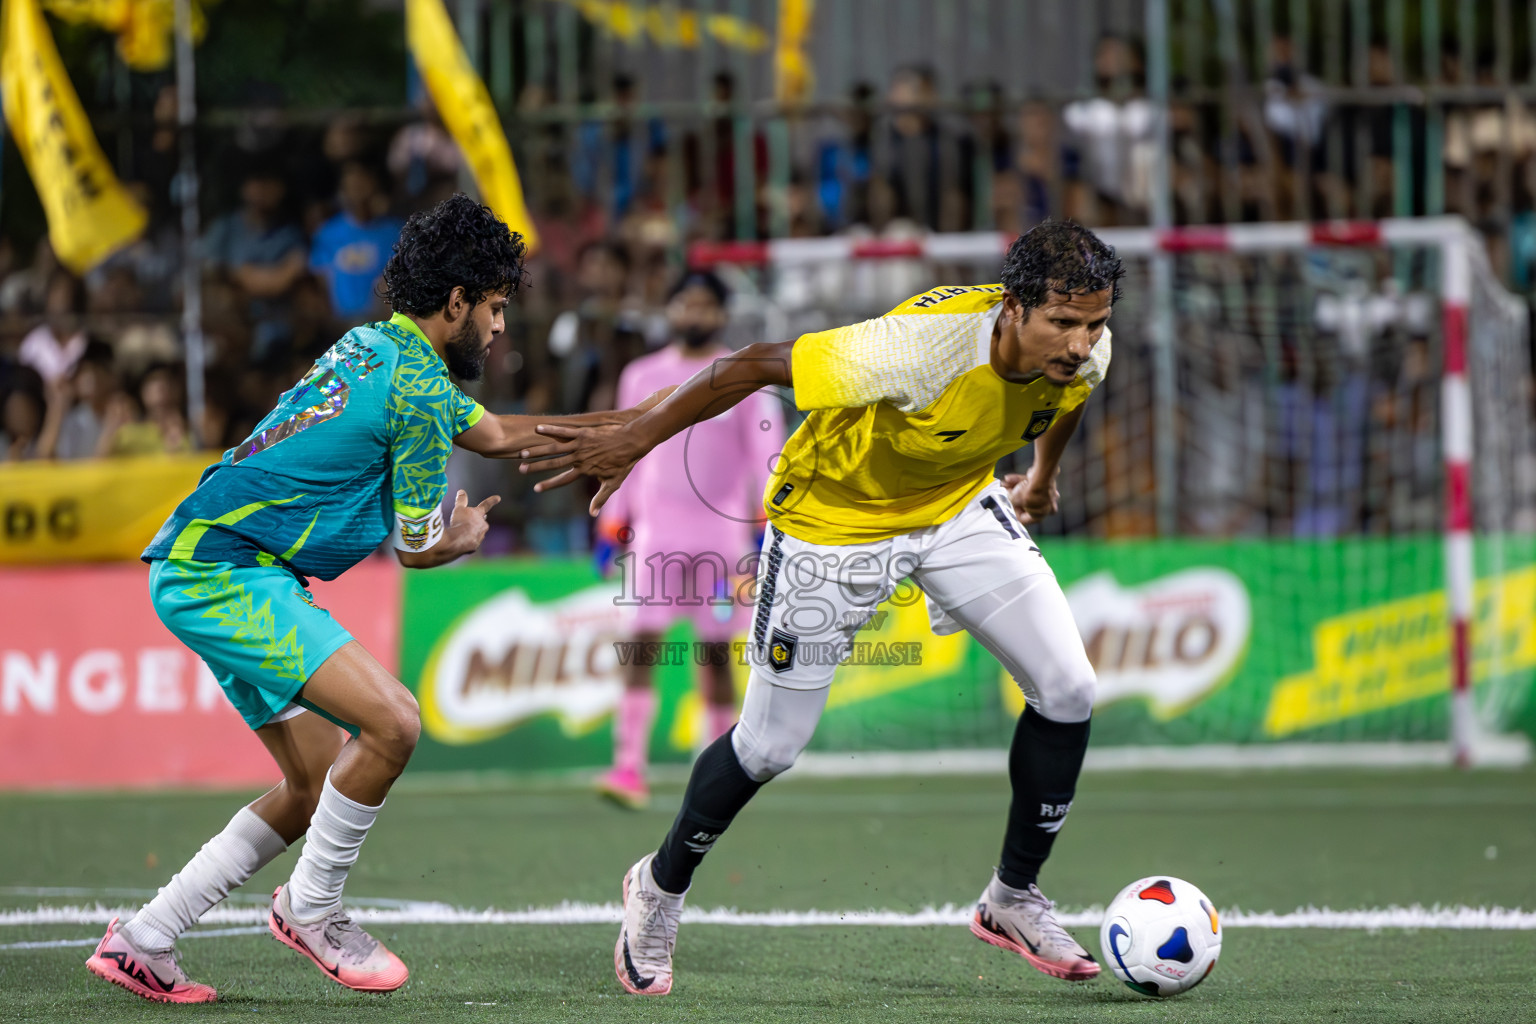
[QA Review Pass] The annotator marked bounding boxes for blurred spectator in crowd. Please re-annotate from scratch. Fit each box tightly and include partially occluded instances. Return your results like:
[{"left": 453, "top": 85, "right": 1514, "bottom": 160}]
[
  {"left": 546, "top": 240, "right": 646, "bottom": 415},
  {"left": 18, "top": 271, "right": 86, "bottom": 383},
  {"left": 1262, "top": 35, "right": 1328, "bottom": 171},
  {"left": 203, "top": 163, "right": 309, "bottom": 364},
  {"left": 310, "top": 160, "right": 402, "bottom": 323},
  {"left": 576, "top": 72, "right": 666, "bottom": 224},
  {"left": 0, "top": 238, "right": 54, "bottom": 314},
  {"left": 389, "top": 100, "right": 463, "bottom": 211},
  {"left": 98, "top": 362, "right": 192, "bottom": 457},
  {"left": 37, "top": 339, "right": 119, "bottom": 460},
  {"left": 814, "top": 81, "right": 876, "bottom": 229},
  {"left": 1062, "top": 32, "right": 1154, "bottom": 223},
  {"left": 684, "top": 70, "right": 767, "bottom": 239},
  {"left": 90, "top": 183, "right": 180, "bottom": 314},
  {"left": 1320, "top": 40, "right": 1423, "bottom": 219},
  {"left": 1, "top": 366, "right": 47, "bottom": 461},
  {"left": 1444, "top": 48, "right": 1536, "bottom": 221},
  {"left": 883, "top": 64, "right": 968, "bottom": 230},
  {"left": 1009, "top": 101, "right": 1084, "bottom": 230},
  {"left": 960, "top": 80, "right": 1012, "bottom": 229},
  {"left": 131, "top": 84, "right": 181, "bottom": 218}
]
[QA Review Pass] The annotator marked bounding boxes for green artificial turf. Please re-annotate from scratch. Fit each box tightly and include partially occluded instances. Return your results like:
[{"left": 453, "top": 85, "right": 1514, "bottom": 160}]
[{"left": 1, "top": 767, "right": 1532, "bottom": 1022}]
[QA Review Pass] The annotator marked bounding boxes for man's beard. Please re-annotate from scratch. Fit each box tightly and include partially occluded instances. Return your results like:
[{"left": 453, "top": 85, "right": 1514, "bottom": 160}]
[
  {"left": 678, "top": 326, "right": 719, "bottom": 350},
  {"left": 443, "top": 316, "right": 489, "bottom": 380}
]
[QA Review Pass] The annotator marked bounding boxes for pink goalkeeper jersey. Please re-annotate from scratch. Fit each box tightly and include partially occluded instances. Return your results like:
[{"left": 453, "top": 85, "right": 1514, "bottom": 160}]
[{"left": 602, "top": 345, "right": 784, "bottom": 630}]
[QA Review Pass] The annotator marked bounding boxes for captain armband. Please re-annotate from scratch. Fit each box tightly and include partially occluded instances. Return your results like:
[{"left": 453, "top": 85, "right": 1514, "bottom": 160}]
[{"left": 390, "top": 505, "right": 444, "bottom": 552}]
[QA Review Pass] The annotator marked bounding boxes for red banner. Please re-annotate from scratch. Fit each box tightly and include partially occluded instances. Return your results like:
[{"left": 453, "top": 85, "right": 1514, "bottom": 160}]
[{"left": 0, "top": 559, "right": 399, "bottom": 789}]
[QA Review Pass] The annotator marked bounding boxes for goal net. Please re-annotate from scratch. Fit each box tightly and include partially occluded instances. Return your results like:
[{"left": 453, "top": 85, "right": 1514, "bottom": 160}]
[{"left": 692, "top": 219, "right": 1536, "bottom": 767}]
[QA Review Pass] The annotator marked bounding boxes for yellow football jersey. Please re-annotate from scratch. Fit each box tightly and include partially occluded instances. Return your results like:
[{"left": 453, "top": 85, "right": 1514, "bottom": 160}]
[{"left": 764, "top": 284, "right": 1111, "bottom": 544}]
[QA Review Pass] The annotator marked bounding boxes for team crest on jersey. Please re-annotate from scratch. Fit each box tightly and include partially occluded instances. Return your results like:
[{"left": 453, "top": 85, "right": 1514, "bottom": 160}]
[
  {"left": 768, "top": 628, "right": 798, "bottom": 673},
  {"left": 1022, "top": 408, "right": 1059, "bottom": 442}
]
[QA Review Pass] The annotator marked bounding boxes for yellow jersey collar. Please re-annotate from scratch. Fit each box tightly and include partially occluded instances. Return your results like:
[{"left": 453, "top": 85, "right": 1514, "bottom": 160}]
[{"left": 385, "top": 312, "right": 449, "bottom": 371}]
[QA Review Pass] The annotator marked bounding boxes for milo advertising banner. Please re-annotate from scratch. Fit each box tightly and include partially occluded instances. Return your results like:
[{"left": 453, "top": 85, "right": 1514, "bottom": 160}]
[{"left": 399, "top": 539, "right": 1536, "bottom": 772}]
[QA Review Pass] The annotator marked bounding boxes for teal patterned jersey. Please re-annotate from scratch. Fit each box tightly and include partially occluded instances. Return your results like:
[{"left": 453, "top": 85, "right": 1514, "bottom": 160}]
[{"left": 143, "top": 313, "right": 484, "bottom": 580}]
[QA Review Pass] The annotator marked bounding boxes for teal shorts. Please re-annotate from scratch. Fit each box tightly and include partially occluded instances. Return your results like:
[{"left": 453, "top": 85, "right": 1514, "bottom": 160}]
[{"left": 148, "top": 558, "right": 355, "bottom": 730}]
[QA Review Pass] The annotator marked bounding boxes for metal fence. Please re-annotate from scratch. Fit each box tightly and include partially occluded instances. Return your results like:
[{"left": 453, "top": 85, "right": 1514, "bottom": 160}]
[{"left": 456, "top": 1, "right": 1536, "bottom": 281}]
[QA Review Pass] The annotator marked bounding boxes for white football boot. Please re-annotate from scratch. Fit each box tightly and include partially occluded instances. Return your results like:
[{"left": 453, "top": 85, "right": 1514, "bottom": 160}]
[
  {"left": 971, "top": 871, "right": 1101, "bottom": 981},
  {"left": 613, "top": 853, "right": 684, "bottom": 995}
]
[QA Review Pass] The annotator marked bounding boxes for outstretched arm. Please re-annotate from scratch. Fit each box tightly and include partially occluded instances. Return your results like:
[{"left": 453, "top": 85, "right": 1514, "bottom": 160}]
[
  {"left": 453, "top": 386, "right": 678, "bottom": 457},
  {"left": 520, "top": 340, "right": 795, "bottom": 515},
  {"left": 1004, "top": 401, "right": 1086, "bottom": 524}
]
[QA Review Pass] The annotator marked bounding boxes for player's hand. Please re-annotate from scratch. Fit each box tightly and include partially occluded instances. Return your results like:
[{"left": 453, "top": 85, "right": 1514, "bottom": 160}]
[
  {"left": 447, "top": 489, "right": 501, "bottom": 553},
  {"left": 1004, "top": 468, "right": 1060, "bottom": 525},
  {"left": 519, "top": 423, "right": 644, "bottom": 516}
]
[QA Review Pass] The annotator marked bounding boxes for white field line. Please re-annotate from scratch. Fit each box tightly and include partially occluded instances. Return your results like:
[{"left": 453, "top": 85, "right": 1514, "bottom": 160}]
[
  {"left": 0, "top": 926, "right": 266, "bottom": 951},
  {"left": 4, "top": 902, "right": 1536, "bottom": 932},
  {"left": 791, "top": 738, "right": 1533, "bottom": 776}
]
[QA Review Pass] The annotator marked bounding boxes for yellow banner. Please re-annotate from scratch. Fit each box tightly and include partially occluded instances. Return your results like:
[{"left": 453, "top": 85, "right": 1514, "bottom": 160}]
[
  {"left": 406, "top": 0, "right": 540, "bottom": 253},
  {"left": 1263, "top": 566, "right": 1536, "bottom": 736},
  {"left": 1, "top": 0, "right": 148, "bottom": 273},
  {"left": 0, "top": 455, "right": 209, "bottom": 564},
  {"left": 774, "top": 0, "right": 814, "bottom": 104},
  {"left": 559, "top": 0, "right": 769, "bottom": 52},
  {"left": 41, "top": 0, "right": 209, "bottom": 71}
]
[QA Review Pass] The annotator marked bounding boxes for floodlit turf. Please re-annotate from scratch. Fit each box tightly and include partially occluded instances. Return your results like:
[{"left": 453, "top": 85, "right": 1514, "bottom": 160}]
[{"left": 2, "top": 767, "right": 1533, "bottom": 1022}]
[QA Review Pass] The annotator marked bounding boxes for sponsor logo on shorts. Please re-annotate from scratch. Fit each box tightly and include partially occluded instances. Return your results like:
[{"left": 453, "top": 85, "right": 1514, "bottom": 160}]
[{"left": 768, "top": 628, "right": 797, "bottom": 673}]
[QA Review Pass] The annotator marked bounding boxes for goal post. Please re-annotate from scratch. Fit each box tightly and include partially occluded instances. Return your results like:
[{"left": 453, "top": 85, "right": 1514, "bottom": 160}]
[{"left": 690, "top": 218, "right": 1536, "bottom": 769}]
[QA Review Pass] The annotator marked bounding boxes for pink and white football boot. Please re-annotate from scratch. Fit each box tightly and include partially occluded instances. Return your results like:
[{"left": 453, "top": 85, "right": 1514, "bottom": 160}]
[
  {"left": 596, "top": 766, "right": 651, "bottom": 810},
  {"left": 269, "top": 885, "right": 409, "bottom": 992},
  {"left": 614, "top": 853, "right": 684, "bottom": 996},
  {"left": 85, "top": 917, "right": 217, "bottom": 1004},
  {"left": 971, "top": 872, "right": 1101, "bottom": 981}
]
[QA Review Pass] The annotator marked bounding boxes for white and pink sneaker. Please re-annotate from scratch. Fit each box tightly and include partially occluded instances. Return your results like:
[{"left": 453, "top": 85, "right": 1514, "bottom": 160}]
[
  {"left": 614, "top": 853, "right": 683, "bottom": 996},
  {"left": 269, "top": 885, "right": 409, "bottom": 992},
  {"left": 596, "top": 766, "right": 650, "bottom": 810},
  {"left": 971, "top": 872, "right": 1101, "bottom": 981},
  {"left": 85, "top": 916, "right": 217, "bottom": 1004}
]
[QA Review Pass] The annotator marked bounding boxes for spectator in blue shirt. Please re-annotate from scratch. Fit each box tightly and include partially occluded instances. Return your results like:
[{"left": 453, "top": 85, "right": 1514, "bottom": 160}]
[
  {"left": 310, "top": 161, "right": 403, "bottom": 322},
  {"left": 203, "top": 164, "right": 308, "bottom": 363}
]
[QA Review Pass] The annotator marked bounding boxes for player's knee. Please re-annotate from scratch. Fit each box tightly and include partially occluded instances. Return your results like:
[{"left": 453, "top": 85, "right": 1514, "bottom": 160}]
[
  {"left": 369, "top": 692, "right": 421, "bottom": 761},
  {"left": 1037, "top": 668, "right": 1096, "bottom": 724},
  {"left": 731, "top": 724, "right": 808, "bottom": 782}
]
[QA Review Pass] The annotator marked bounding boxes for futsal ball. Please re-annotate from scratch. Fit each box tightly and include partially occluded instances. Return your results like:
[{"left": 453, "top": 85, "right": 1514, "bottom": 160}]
[{"left": 1099, "top": 876, "right": 1222, "bottom": 997}]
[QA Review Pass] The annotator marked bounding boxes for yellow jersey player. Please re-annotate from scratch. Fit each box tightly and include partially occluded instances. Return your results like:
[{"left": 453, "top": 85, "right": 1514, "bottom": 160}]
[{"left": 526, "top": 220, "right": 1120, "bottom": 996}]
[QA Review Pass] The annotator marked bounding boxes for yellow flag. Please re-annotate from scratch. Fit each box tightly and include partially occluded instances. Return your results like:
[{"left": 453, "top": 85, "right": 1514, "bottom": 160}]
[
  {"left": 42, "top": 0, "right": 210, "bottom": 73},
  {"left": 406, "top": 0, "right": 539, "bottom": 253},
  {"left": 774, "top": 0, "right": 814, "bottom": 104},
  {"left": 0, "top": 0, "right": 147, "bottom": 273}
]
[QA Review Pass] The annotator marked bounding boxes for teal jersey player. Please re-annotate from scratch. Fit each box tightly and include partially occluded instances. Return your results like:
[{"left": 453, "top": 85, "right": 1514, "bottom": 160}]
[
  {"left": 142, "top": 312, "right": 486, "bottom": 581},
  {"left": 91, "top": 194, "right": 656, "bottom": 1005}
]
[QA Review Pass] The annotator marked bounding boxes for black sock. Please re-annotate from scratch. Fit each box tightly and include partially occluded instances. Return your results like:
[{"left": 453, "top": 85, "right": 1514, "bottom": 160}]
[
  {"left": 997, "top": 707, "right": 1091, "bottom": 890},
  {"left": 650, "top": 728, "right": 765, "bottom": 894}
]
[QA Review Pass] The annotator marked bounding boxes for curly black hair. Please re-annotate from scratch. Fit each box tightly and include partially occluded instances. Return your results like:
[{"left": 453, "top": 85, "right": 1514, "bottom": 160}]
[
  {"left": 381, "top": 193, "right": 527, "bottom": 316},
  {"left": 1000, "top": 220, "right": 1123, "bottom": 316}
]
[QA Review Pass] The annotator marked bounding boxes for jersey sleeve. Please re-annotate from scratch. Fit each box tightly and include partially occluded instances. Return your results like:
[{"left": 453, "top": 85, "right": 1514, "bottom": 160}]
[
  {"left": 386, "top": 379, "right": 480, "bottom": 552},
  {"left": 790, "top": 312, "right": 973, "bottom": 413}
]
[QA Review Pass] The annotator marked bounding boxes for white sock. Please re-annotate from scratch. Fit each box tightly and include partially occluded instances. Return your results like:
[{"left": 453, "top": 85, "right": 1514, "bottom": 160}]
[
  {"left": 284, "top": 769, "right": 382, "bottom": 923},
  {"left": 123, "top": 806, "right": 287, "bottom": 952}
]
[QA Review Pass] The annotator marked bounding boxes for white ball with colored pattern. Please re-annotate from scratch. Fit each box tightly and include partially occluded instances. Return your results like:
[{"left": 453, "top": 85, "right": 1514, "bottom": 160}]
[{"left": 1099, "top": 876, "right": 1222, "bottom": 997}]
